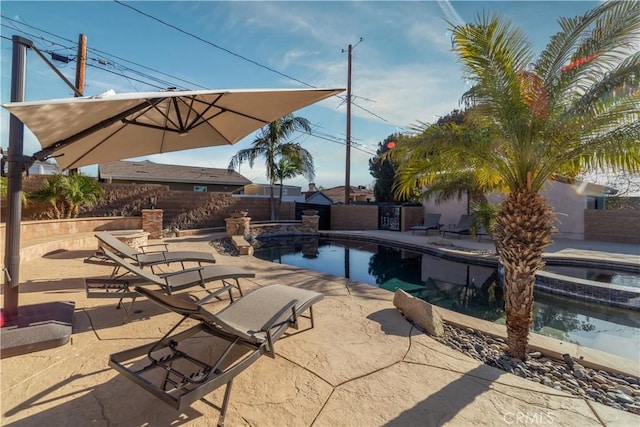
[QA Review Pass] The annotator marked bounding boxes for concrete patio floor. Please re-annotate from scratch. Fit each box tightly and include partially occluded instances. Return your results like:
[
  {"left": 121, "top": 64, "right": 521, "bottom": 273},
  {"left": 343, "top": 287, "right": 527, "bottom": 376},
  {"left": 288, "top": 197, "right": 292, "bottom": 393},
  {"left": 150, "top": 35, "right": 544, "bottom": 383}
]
[{"left": 1, "top": 231, "right": 639, "bottom": 426}]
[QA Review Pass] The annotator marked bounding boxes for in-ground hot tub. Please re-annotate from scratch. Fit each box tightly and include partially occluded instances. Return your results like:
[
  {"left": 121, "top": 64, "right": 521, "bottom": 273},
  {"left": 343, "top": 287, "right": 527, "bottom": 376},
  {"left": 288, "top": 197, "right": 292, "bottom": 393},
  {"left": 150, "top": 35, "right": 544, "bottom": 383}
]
[{"left": 97, "top": 230, "right": 150, "bottom": 252}]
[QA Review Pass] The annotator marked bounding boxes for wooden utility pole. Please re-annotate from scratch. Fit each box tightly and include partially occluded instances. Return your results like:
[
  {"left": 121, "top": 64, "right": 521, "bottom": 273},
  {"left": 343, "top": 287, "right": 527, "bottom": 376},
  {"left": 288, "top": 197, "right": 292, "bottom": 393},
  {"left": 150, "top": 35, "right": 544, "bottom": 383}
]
[
  {"left": 344, "top": 43, "right": 352, "bottom": 205},
  {"left": 69, "top": 33, "right": 86, "bottom": 174},
  {"left": 75, "top": 34, "right": 86, "bottom": 96}
]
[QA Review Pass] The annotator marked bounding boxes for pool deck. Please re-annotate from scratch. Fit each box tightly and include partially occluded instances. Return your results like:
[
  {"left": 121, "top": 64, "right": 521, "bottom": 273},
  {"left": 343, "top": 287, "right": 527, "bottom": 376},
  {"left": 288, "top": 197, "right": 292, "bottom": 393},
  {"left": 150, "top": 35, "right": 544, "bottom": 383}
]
[{"left": 1, "top": 231, "right": 639, "bottom": 426}]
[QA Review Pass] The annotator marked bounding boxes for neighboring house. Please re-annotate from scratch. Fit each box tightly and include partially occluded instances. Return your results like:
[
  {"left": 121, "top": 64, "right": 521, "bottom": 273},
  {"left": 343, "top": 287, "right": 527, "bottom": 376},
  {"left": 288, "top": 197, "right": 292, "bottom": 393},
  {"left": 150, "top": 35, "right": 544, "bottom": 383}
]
[
  {"left": 421, "top": 178, "right": 617, "bottom": 240},
  {"left": 242, "top": 183, "right": 305, "bottom": 203},
  {"left": 98, "top": 160, "right": 251, "bottom": 192},
  {"left": 302, "top": 183, "right": 334, "bottom": 205},
  {"left": 322, "top": 185, "right": 374, "bottom": 204},
  {"left": 28, "top": 160, "right": 61, "bottom": 175}
]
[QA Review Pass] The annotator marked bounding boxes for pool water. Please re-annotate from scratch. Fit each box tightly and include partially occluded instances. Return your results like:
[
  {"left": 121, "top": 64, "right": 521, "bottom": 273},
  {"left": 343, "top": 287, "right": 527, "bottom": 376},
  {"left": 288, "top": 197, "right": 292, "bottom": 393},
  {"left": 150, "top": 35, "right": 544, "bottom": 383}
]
[{"left": 253, "top": 237, "right": 640, "bottom": 361}]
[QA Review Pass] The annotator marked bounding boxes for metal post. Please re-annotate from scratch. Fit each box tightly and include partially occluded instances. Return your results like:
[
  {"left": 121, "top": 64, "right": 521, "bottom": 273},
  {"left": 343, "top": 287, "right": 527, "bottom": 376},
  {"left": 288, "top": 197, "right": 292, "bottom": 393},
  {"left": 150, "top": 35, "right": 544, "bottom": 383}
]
[
  {"left": 3, "top": 36, "right": 28, "bottom": 317},
  {"left": 344, "top": 44, "right": 352, "bottom": 205}
]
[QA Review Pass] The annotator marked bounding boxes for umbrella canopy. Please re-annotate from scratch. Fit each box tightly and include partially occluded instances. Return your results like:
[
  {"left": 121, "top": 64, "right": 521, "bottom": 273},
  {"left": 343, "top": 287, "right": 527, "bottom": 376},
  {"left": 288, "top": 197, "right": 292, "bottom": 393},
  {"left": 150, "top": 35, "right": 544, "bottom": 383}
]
[{"left": 2, "top": 87, "right": 343, "bottom": 170}]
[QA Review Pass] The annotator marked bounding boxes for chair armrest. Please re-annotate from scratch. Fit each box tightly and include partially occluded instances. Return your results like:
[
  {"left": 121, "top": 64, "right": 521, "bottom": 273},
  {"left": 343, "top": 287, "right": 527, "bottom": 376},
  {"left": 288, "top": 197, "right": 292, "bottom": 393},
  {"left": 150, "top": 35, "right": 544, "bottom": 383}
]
[
  {"left": 139, "top": 243, "right": 170, "bottom": 253},
  {"left": 260, "top": 299, "right": 298, "bottom": 358},
  {"left": 192, "top": 285, "right": 235, "bottom": 305},
  {"left": 157, "top": 266, "right": 205, "bottom": 278},
  {"left": 260, "top": 300, "right": 298, "bottom": 332}
]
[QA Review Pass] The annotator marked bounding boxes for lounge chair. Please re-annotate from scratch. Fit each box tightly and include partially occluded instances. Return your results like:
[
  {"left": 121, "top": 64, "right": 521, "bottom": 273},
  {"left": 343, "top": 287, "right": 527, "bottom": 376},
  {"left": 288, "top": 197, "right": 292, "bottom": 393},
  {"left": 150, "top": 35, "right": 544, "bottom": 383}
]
[
  {"left": 85, "top": 248, "right": 255, "bottom": 322},
  {"left": 440, "top": 214, "right": 474, "bottom": 238},
  {"left": 109, "top": 284, "right": 323, "bottom": 426},
  {"left": 410, "top": 213, "right": 442, "bottom": 235},
  {"left": 93, "top": 231, "right": 216, "bottom": 272}
]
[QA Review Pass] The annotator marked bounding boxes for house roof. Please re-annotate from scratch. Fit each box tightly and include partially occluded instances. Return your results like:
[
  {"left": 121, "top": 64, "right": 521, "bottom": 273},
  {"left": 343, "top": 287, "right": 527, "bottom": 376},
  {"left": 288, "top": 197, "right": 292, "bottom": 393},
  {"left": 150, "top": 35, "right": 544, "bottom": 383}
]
[
  {"left": 304, "top": 191, "right": 334, "bottom": 204},
  {"left": 98, "top": 160, "right": 251, "bottom": 186},
  {"left": 322, "top": 185, "right": 374, "bottom": 202}
]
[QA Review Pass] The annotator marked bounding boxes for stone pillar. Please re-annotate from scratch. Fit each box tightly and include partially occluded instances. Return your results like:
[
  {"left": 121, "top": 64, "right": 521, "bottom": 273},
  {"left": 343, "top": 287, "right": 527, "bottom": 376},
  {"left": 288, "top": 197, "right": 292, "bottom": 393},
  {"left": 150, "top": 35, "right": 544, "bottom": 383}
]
[
  {"left": 225, "top": 217, "right": 251, "bottom": 239},
  {"left": 142, "top": 209, "right": 163, "bottom": 239},
  {"left": 301, "top": 239, "right": 319, "bottom": 258},
  {"left": 302, "top": 214, "right": 319, "bottom": 233}
]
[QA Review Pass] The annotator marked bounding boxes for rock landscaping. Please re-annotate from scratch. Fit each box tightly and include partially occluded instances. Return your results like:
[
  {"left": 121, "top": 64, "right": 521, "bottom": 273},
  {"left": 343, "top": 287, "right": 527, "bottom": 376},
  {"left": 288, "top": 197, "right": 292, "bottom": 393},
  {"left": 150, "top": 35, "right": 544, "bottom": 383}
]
[{"left": 435, "top": 323, "right": 640, "bottom": 415}]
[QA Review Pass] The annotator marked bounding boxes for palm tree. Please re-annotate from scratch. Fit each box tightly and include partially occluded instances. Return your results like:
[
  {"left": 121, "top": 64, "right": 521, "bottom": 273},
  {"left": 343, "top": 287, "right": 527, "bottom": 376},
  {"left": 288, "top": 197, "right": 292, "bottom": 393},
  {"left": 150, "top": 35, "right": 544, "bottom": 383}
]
[
  {"left": 273, "top": 157, "right": 314, "bottom": 216},
  {"left": 31, "top": 173, "right": 102, "bottom": 219},
  {"left": 30, "top": 174, "right": 66, "bottom": 218},
  {"left": 393, "top": 2, "right": 640, "bottom": 359},
  {"left": 63, "top": 174, "right": 103, "bottom": 218},
  {"left": 229, "top": 114, "right": 314, "bottom": 220}
]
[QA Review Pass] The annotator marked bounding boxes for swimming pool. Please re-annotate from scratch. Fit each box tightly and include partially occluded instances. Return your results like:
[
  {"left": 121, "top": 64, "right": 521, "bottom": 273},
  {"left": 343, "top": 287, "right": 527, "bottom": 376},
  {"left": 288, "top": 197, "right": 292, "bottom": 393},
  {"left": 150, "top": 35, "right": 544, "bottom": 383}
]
[{"left": 253, "top": 236, "right": 640, "bottom": 361}]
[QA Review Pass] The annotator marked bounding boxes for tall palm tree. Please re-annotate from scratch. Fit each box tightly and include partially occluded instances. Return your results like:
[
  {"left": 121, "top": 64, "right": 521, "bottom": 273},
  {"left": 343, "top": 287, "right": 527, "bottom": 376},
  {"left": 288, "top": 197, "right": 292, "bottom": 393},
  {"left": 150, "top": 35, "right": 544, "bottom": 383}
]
[
  {"left": 274, "top": 157, "right": 314, "bottom": 216},
  {"left": 229, "top": 114, "right": 314, "bottom": 220},
  {"left": 393, "top": 2, "right": 640, "bottom": 359}
]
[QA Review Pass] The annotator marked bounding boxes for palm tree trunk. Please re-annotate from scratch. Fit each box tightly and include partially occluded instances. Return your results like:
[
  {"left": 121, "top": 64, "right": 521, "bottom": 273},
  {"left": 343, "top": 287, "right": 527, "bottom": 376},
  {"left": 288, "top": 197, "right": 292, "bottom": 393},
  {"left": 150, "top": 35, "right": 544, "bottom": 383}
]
[
  {"left": 493, "top": 189, "right": 555, "bottom": 360},
  {"left": 277, "top": 179, "right": 285, "bottom": 220},
  {"left": 269, "top": 181, "right": 276, "bottom": 220}
]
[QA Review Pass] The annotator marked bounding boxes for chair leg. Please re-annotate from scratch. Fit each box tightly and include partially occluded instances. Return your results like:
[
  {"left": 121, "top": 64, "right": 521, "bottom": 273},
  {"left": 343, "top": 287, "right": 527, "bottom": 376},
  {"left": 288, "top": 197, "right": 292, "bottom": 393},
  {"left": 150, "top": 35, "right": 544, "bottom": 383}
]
[
  {"left": 218, "top": 380, "right": 234, "bottom": 427},
  {"left": 235, "top": 278, "right": 243, "bottom": 297}
]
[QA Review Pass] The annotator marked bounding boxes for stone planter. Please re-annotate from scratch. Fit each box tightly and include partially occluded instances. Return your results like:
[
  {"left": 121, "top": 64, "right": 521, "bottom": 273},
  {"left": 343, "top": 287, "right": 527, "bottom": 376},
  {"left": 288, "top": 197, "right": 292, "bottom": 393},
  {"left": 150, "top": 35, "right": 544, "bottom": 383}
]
[
  {"left": 230, "top": 210, "right": 249, "bottom": 218},
  {"left": 302, "top": 209, "right": 319, "bottom": 216}
]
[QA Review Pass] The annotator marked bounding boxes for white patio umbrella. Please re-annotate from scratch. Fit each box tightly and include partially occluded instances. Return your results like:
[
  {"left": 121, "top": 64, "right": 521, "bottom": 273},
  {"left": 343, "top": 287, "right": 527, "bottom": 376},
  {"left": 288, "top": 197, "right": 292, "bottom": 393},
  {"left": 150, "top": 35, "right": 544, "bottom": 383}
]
[
  {"left": 1, "top": 87, "right": 343, "bottom": 320},
  {"left": 3, "top": 87, "right": 343, "bottom": 170}
]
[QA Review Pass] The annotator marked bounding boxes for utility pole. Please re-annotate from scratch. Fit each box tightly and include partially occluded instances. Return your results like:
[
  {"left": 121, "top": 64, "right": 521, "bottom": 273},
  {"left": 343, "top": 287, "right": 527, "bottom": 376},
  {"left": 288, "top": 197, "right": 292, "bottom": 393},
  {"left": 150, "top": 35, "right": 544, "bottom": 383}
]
[
  {"left": 344, "top": 43, "right": 352, "bottom": 205},
  {"left": 75, "top": 34, "right": 86, "bottom": 96},
  {"left": 69, "top": 33, "right": 86, "bottom": 175}
]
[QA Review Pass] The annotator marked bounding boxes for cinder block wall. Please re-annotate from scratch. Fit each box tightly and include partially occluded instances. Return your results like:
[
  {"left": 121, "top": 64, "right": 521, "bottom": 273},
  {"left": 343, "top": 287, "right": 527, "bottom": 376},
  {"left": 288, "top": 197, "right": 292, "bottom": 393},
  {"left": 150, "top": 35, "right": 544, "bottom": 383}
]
[
  {"left": 584, "top": 210, "right": 640, "bottom": 244},
  {"left": 330, "top": 205, "right": 379, "bottom": 230},
  {"left": 402, "top": 206, "right": 424, "bottom": 231}
]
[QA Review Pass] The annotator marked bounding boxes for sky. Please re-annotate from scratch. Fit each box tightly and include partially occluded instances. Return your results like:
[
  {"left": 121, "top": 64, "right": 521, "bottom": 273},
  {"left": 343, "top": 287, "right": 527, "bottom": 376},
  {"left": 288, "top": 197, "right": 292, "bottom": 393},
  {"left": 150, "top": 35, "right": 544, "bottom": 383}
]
[{"left": 1, "top": 1, "right": 601, "bottom": 190}]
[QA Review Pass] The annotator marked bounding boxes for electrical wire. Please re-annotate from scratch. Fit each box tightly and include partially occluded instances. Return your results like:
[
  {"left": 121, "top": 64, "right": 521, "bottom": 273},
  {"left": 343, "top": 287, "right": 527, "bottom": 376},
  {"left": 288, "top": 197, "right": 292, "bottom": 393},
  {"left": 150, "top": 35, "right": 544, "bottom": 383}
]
[
  {"left": 1, "top": 13, "right": 388, "bottom": 159},
  {"left": 112, "top": 1, "right": 394, "bottom": 124}
]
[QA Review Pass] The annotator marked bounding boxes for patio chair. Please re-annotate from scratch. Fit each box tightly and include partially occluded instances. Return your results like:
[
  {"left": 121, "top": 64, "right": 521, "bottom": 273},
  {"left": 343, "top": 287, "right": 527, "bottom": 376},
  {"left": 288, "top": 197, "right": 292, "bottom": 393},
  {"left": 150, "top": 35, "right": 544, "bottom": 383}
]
[
  {"left": 410, "top": 213, "right": 442, "bottom": 235},
  {"left": 92, "top": 231, "right": 216, "bottom": 273},
  {"left": 440, "top": 214, "right": 474, "bottom": 238},
  {"left": 109, "top": 284, "right": 323, "bottom": 426},
  {"left": 85, "top": 248, "right": 255, "bottom": 322}
]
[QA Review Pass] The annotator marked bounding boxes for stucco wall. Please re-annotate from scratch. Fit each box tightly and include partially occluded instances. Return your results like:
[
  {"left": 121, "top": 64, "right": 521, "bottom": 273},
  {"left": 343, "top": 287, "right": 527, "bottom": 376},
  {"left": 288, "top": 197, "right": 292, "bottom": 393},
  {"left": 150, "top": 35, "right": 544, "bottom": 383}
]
[
  {"left": 421, "top": 181, "right": 589, "bottom": 239},
  {"left": 422, "top": 195, "right": 469, "bottom": 227},
  {"left": 541, "top": 180, "right": 586, "bottom": 240}
]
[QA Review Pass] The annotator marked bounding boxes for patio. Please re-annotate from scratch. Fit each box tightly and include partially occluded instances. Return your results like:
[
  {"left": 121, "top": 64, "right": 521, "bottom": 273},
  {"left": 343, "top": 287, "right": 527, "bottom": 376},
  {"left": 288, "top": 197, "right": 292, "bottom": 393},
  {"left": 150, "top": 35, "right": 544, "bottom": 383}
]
[{"left": 1, "top": 231, "right": 639, "bottom": 426}]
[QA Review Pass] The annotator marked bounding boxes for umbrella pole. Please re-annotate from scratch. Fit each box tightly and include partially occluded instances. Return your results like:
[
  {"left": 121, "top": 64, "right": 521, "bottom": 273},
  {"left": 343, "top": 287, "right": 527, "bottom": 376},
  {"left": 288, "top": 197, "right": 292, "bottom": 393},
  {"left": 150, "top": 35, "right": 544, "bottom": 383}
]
[{"left": 3, "top": 36, "right": 27, "bottom": 318}]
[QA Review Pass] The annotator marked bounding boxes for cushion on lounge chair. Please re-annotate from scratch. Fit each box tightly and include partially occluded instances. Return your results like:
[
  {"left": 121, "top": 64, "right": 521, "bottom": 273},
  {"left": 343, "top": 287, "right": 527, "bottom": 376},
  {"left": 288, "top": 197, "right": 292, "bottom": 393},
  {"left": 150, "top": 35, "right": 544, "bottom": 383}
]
[
  {"left": 94, "top": 231, "right": 216, "bottom": 268},
  {"left": 109, "top": 284, "right": 323, "bottom": 425},
  {"left": 85, "top": 248, "right": 255, "bottom": 322},
  {"left": 440, "top": 214, "right": 474, "bottom": 238},
  {"left": 411, "top": 213, "right": 442, "bottom": 235}
]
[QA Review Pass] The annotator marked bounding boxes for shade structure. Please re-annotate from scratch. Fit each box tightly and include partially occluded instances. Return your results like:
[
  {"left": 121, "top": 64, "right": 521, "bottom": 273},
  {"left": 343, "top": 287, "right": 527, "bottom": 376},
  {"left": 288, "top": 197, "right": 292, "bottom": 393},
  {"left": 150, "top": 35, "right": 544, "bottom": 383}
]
[{"left": 2, "top": 87, "right": 344, "bottom": 170}]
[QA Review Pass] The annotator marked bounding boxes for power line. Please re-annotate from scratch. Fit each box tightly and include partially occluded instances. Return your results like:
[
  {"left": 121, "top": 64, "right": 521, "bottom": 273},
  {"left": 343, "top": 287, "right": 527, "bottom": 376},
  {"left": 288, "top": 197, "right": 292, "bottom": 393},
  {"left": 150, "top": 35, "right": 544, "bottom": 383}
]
[
  {"left": 1, "top": 14, "right": 385, "bottom": 158},
  {"left": 2, "top": 11, "right": 397, "bottom": 128},
  {"left": 1, "top": 15, "right": 204, "bottom": 90},
  {"left": 114, "top": 0, "right": 315, "bottom": 89},
  {"left": 112, "top": 1, "right": 394, "bottom": 124}
]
